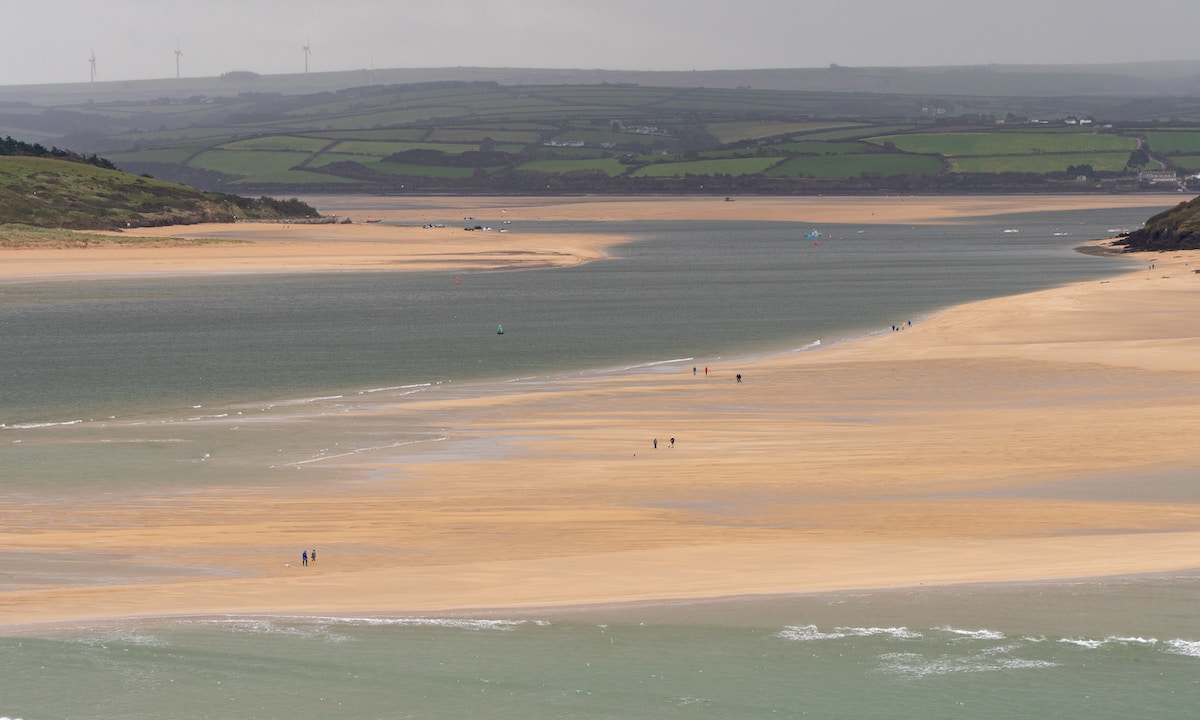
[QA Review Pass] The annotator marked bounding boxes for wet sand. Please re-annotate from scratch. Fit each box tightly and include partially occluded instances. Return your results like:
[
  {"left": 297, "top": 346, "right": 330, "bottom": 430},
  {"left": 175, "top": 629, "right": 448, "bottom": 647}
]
[
  {"left": 2, "top": 194, "right": 1198, "bottom": 627},
  {"left": 0, "top": 193, "right": 1175, "bottom": 279}
]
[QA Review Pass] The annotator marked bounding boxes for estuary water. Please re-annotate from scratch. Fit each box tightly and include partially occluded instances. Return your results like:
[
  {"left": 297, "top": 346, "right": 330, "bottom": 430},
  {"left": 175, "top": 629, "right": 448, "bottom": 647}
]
[{"left": 5, "top": 204, "right": 1200, "bottom": 719}]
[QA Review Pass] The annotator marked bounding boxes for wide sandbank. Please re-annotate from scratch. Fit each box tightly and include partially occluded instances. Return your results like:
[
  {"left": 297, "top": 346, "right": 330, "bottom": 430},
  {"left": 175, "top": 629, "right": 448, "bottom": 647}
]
[
  {"left": 0, "top": 193, "right": 1176, "bottom": 279},
  {"left": 1, "top": 194, "right": 1198, "bottom": 628}
]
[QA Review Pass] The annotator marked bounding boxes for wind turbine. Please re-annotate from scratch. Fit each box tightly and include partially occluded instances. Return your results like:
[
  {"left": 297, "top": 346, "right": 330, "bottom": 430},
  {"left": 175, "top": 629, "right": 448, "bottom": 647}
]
[
  {"left": 89, "top": 49, "right": 96, "bottom": 83},
  {"left": 174, "top": 42, "right": 184, "bottom": 79},
  {"left": 302, "top": 37, "right": 312, "bottom": 74}
]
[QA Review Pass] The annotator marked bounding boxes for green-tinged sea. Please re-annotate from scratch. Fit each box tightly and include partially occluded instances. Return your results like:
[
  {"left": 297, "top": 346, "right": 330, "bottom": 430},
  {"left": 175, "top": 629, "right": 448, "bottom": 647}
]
[
  {"left": 6, "top": 203, "right": 1200, "bottom": 720},
  {"left": 5, "top": 577, "right": 1200, "bottom": 719}
]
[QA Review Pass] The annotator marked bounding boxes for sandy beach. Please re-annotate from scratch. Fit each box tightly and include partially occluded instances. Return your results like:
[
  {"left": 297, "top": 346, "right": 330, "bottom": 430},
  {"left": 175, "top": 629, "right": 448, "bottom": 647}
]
[
  {"left": 2, "top": 194, "right": 1199, "bottom": 628},
  {"left": 0, "top": 193, "right": 1177, "bottom": 279}
]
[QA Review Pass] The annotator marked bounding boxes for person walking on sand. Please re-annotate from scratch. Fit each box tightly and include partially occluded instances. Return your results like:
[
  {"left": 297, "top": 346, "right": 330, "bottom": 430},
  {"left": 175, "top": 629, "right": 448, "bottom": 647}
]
[
  {"left": 302, "top": 550, "right": 308, "bottom": 567},
  {"left": 704, "top": 367, "right": 708, "bottom": 376},
  {"left": 311, "top": 548, "right": 317, "bottom": 564},
  {"left": 653, "top": 438, "right": 658, "bottom": 449},
  {"left": 670, "top": 437, "right": 675, "bottom": 448}
]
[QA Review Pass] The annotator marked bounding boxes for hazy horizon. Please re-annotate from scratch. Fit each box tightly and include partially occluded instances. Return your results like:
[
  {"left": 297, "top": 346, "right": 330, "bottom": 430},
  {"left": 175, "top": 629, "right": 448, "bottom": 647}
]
[{"left": 3, "top": 0, "right": 1198, "bottom": 87}]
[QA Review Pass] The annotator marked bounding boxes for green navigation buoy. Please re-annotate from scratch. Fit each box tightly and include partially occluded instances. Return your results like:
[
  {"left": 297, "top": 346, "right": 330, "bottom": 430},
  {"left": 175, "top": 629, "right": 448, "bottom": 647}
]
[{"left": 497, "top": 324, "right": 504, "bottom": 334}]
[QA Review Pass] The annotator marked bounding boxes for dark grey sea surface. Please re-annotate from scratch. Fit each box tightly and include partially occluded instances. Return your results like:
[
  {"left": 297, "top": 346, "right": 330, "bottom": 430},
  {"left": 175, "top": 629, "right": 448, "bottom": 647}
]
[{"left": 0, "top": 209, "right": 1147, "bottom": 427}]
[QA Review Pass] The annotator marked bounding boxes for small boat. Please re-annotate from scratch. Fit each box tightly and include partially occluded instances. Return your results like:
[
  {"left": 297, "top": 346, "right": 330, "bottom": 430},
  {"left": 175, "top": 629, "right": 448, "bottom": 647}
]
[
  {"left": 804, "top": 229, "right": 822, "bottom": 239},
  {"left": 1003, "top": 228, "right": 1020, "bottom": 233}
]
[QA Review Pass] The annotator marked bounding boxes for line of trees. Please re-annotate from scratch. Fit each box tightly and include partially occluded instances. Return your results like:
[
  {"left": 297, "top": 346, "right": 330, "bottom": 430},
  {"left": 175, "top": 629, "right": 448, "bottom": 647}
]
[{"left": 0, "top": 135, "right": 116, "bottom": 170}]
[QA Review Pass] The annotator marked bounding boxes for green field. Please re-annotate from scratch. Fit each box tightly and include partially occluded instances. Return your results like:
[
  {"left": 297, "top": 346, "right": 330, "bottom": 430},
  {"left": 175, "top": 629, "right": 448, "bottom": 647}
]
[
  {"left": 229, "top": 168, "right": 358, "bottom": 185},
  {"left": 299, "top": 128, "right": 432, "bottom": 142},
  {"left": 306, "top": 153, "right": 372, "bottom": 168},
  {"left": 220, "top": 136, "right": 333, "bottom": 152},
  {"left": 367, "top": 162, "right": 485, "bottom": 179},
  {"left": 768, "top": 141, "right": 882, "bottom": 155},
  {"left": 271, "top": 106, "right": 473, "bottom": 130},
  {"left": 426, "top": 128, "right": 542, "bottom": 144},
  {"left": 1170, "top": 158, "right": 1200, "bottom": 173},
  {"left": 189, "top": 149, "right": 313, "bottom": 177},
  {"left": 329, "top": 140, "right": 475, "bottom": 156},
  {"left": 514, "top": 158, "right": 628, "bottom": 176},
  {"left": 871, "top": 131, "right": 1136, "bottom": 156},
  {"left": 801, "top": 124, "right": 923, "bottom": 141},
  {"left": 631, "top": 157, "right": 781, "bottom": 177},
  {"left": 949, "top": 152, "right": 1131, "bottom": 173},
  {"left": 1142, "top": 131, "right": 1200, "bottom": 154},
  {"left": 766, "top": 153, "right": 944, "bottom": 178},
  {"left": 108, "top": 147, "right": 207, "bottom": 165},
  {"left": 705, "top": 121, "right": 864, "bottom": 143},
  {"left": 111, "top": 126, "right": 252, "bottom": 144}
]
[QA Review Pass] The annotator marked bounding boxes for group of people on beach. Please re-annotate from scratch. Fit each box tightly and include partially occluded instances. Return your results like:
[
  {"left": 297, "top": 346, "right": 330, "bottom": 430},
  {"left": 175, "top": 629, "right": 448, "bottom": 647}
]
[
  {"left": 694, "top": 366, "right": 742, "bottom": 382},
  {"left": 301, "top": 549, "right": 317, "bottom": 566},
  {"left": 653, "top": 437, "right": 675, "bottom": 449}
]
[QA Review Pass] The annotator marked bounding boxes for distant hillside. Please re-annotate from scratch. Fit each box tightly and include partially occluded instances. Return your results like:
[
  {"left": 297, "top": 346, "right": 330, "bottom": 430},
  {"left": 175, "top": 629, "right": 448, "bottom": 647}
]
[
  {"left": 0, "top": 155, "right": 320, "bottom": 230},
  {"left": 3, "top": 65, "right": 1200, "bottom": 197},
  {"left": 3, "top": 62, "right": 1200, "bottom": 107},
  {"left": 62, "top": 81, "right": 1191, "bottom": 197},
  {"left": 1116, "top": 195, "right": 1200, "bottom": 250}
]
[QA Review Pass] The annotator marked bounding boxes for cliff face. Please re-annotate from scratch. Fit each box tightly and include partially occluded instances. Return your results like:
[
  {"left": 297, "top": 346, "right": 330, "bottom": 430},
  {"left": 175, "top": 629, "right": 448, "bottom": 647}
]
[{"left": 1116, "top": 196, "right": 1200, "bottom": 251}]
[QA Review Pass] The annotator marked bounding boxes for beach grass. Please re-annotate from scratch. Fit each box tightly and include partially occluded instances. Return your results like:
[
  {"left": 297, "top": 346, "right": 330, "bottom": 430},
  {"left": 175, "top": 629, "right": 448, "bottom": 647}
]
[{"left": 0, "top": 224, "right": 248, "bottom": 248}]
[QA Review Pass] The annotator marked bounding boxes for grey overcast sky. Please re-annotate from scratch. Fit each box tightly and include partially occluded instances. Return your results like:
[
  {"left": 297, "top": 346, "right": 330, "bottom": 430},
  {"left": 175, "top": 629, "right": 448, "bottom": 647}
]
[{"left": 2, "top": 0, "right": 1197, "bottom": 86}]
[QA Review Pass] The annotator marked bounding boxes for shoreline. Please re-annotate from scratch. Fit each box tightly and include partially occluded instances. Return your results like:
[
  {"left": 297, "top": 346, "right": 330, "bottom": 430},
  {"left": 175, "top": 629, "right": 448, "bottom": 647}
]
[
  {"left": 9, "top": 565, "right": 1200, "bottom": 636},
  {"left": 3, "top": 195, "right": 1199, "bottom": 630},
  {"left": 0, "top": 193, "right": 1178, "bottom": 280}
]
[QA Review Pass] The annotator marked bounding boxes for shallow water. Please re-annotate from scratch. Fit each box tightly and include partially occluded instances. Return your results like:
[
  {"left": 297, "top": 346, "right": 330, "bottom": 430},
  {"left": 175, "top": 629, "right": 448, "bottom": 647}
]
[
  {"left": 5, "top": 204, "right": 1192, "bottom": 719},
  {"left": 0, "top": 209, "right": 1146, "bottom": 498},
  {"left": 5, "top": 576, "right": 1200, "bottom": 719}
]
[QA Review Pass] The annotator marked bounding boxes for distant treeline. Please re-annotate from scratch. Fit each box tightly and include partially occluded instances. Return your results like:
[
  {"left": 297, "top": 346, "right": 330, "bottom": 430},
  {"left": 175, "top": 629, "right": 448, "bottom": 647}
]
[{"left": 0, "top": 135, "right": 117, "bottom": 170}]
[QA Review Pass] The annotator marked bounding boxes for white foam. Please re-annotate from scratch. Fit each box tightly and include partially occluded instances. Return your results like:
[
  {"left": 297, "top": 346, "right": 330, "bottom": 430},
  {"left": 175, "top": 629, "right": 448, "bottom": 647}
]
[
  {"left": 1107, "top": 635, "right": 1159, "bottom": 646},
  {"left": 214, "top": 616, "right": 532, "bottom": 632},
  {"left": 1060, "top": 635, "right": 1159, "bottom": 650},
  {"left": 75, "top": 629, "right": 170, "bottom": 648},
  {"left": 281, "top": 436, "right": 446, "bottom": 466},
  {"left": 879, "top": 650, "right": 1057, "bottom": 678},
  {"left": 775, "top": 624, "right": 920, "bottom": 641},
  {"left": 2, "top": 419, "right": 84, "bottom": 429},
  {"left": 1164, "top": 639, "right": 1200, "bottom": 658},
  {"left": 186, "top": 413, "right": 229, "bottom": 421},
  {"left": 842, "top": 626, "right": 923, "bottom": 640},
  {"left": 342, "top": 617, "right": 529, "bottom": 631},
  {"left": 775, "top": 624, "right": 846, "bottom": 641},
  {"left": 611, "top": 357, "right": 695, "bottom": 372},
  {"left": 939, "top": 627, "right": 1006, "bottom": 640},
  {"left": 361, "top": 383, "right": 432, "bottom": 394}
]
